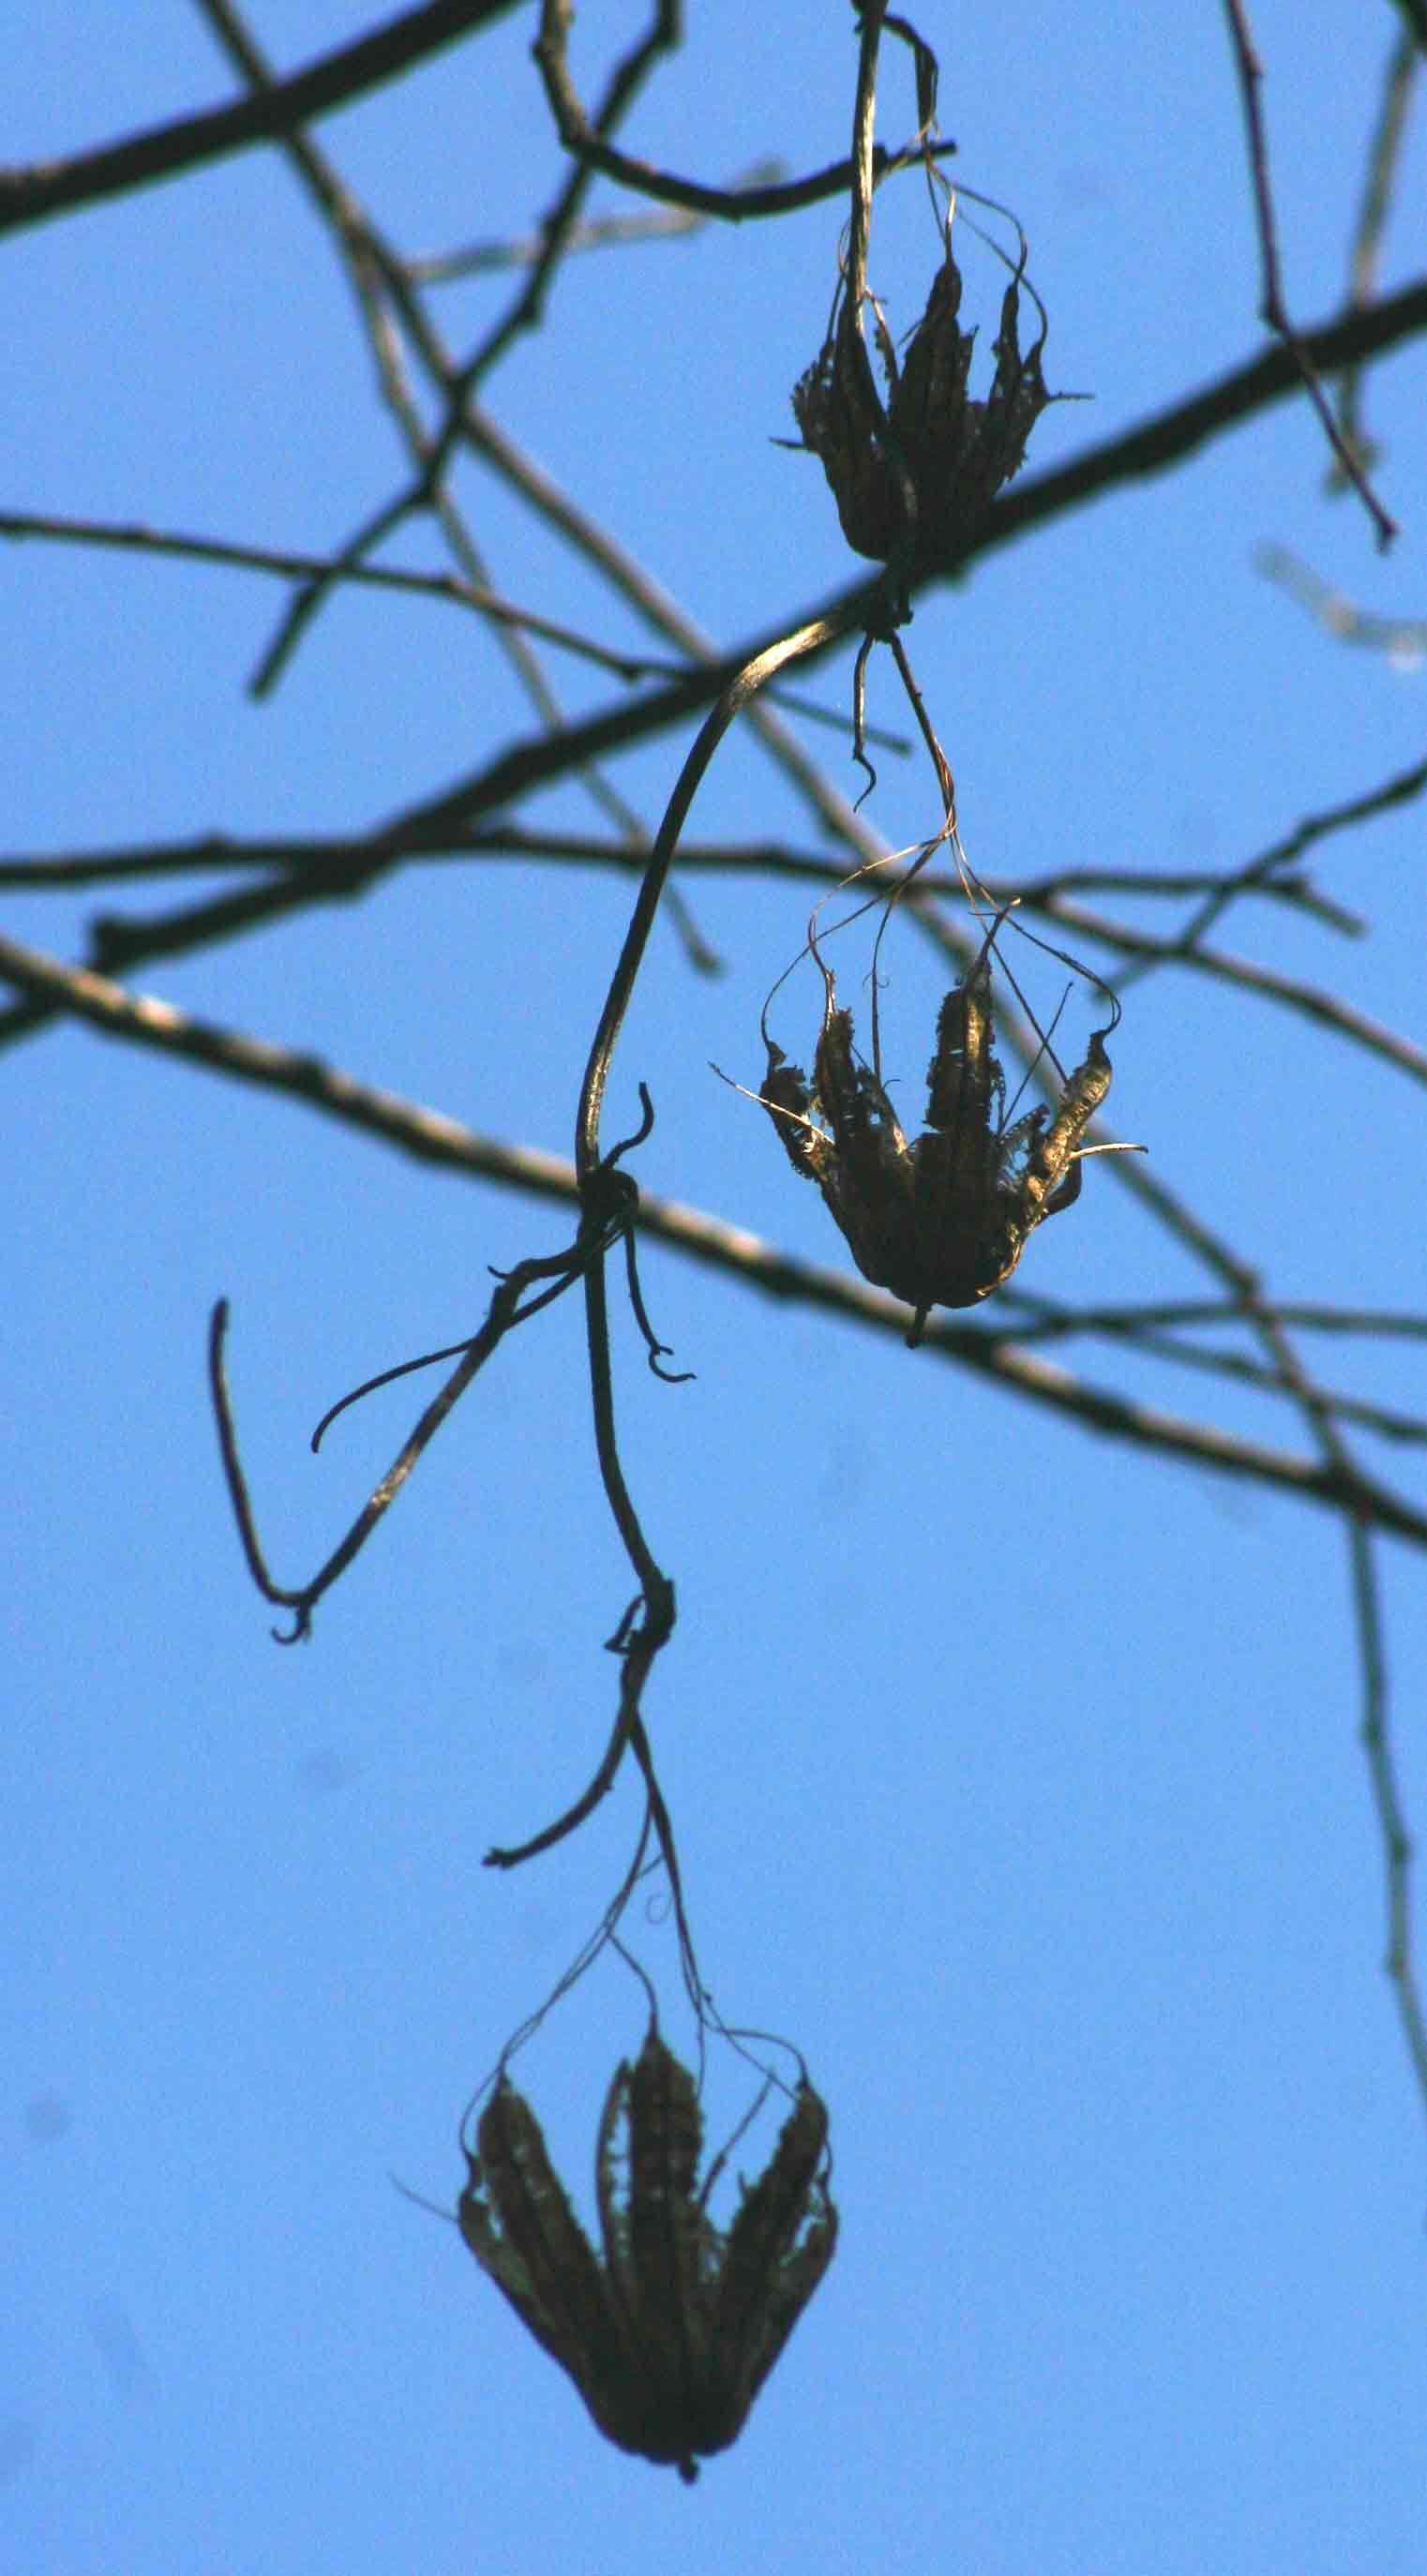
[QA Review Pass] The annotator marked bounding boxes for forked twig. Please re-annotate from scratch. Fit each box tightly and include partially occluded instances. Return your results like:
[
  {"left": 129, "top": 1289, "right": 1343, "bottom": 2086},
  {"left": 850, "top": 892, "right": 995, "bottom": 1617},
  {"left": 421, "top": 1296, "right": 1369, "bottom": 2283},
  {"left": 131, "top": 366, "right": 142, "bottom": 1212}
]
[{"left": 207, "top": 1090, "right": 665, "bottom": 1643}]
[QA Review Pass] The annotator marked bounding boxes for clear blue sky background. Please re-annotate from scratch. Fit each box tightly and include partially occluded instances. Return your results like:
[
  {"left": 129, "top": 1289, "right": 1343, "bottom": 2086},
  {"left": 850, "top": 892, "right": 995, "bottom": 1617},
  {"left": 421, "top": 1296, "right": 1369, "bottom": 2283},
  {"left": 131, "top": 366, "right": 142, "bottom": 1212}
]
[{"left": 7, "top": 6, "right": 1427, "bottom": 2570}]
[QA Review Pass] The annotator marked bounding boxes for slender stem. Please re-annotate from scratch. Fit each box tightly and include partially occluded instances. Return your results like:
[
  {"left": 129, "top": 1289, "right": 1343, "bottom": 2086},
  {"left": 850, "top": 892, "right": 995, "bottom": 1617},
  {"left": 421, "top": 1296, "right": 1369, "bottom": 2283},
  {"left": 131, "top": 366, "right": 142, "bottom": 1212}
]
[
  {"left": 1220, "top": 0, "right": 1397, "bottom": 540},
  {"left": 551, "top": 593, "right": 875, "bottom": 1899},
  {"left": 847, "top": 3, "right": 885, "bottom": 311},
  {"left": 575, "top": 606, "right": 866, "bottom": 1178}
]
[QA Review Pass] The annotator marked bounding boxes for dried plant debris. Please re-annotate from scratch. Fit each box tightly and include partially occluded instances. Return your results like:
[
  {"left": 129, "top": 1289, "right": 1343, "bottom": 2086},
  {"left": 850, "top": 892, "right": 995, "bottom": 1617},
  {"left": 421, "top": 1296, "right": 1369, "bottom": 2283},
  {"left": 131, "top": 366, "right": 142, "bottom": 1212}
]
[
  {"left": 760, "top": 944, "right": 1116, "bottom": 1343},
  {"left": 791, "top": 235, "right": 1053, "bottom": 576},
  {"left": 458, "top": 2026, "right": 836, "bottom": 2483}
]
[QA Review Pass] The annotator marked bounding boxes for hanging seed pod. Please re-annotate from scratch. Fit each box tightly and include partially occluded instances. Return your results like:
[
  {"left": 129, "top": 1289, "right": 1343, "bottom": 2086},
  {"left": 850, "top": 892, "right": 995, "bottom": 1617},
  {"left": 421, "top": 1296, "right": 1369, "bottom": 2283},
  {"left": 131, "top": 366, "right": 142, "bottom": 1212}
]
[
  {"left": 791, "top": 236, "right": 1053, "bottom": 576},
  {"left": 458, "top": 2027, "right": 836, "bottom": 2483},
  {"left": 760, "top": 944, "right": 1119, "bottom": 1344}
]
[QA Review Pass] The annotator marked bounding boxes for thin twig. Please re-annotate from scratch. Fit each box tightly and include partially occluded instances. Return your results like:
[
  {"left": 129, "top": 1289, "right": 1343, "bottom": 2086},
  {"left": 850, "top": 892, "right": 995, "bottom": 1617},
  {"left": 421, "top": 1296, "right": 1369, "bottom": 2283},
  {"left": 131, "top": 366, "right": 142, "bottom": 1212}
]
[
  {"left": 1118, "top": 1116, "right": 1427, "bottom": 2131},
  {"left": 482, "top": 1698, "right": 636, "bottom": 1868},
  {"left": 1247, "top": 1302, "right": 1427, "bottom": 2122},
  {"left": 995, "top": 1293, "right": 1427, "bottom": 1347},
  {"left": 1330, "top": 28, "right": 1417, "bottom": 484},
  {"left": 1220, "top": 0, "right": 1397, "bottom": 541},
  {"left": 0, "top": 508, "right": 662, "bottom": 681},
  {"left": 459, "top": 0, "right": 681, "bottom": 397},
  {"left": 243, "top": 0, "right": 698, "bottom": 693},
  {"left": 1136, "top": 733, "right": 1427, "bottom": 961},
  {"left": 196, "top": 0, "right": 726, "bottom": 981},
  {"left": 1350, "top": 1521, "right": 1427, "bottom": 2109},
  {"left": 986, "top": 1304, "right": 1427, "bottom": 1451},
  {"left": 1039, "top": 896, "right": 1427, "bottom": 1091},
  {"left": 208, "top": 1192, "right": 614, "bottom": 1638},
  {"left": 406, "top": 164, "right": 783, "bottom": 278},
  {"left": 533, "top": 0, "right": 953, "bottom": 222},
  {"left": 0, "top": 829, "right": 1344, "bottom": 918}
]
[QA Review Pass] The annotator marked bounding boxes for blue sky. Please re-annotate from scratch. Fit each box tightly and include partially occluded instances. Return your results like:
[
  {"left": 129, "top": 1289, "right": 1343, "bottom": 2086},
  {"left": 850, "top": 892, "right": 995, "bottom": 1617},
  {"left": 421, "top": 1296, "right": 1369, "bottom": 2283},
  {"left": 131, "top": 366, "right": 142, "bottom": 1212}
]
[{"left": 7, "top": 6, "right": 1427, "bottom": 2570}]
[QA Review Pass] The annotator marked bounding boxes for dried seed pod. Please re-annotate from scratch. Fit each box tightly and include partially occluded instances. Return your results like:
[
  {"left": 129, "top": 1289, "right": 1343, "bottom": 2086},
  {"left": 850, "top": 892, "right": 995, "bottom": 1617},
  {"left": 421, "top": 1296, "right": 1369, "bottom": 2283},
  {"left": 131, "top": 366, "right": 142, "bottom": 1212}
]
[
  {"left": 791, "top": 238, "right": 1053, "bottom": 576},
  {"left": 458, "top": 2027, "right": 836, "bottom": 2483},
  {"left": 760, "top": 946, "right": 1119, "bottom": 1342}
]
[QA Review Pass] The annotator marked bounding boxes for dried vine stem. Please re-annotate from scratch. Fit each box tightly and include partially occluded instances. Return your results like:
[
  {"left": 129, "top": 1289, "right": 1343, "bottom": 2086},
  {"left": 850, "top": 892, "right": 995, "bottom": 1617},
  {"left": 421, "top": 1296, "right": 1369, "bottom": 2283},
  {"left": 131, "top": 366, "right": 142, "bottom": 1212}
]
[
  {"left": 205, "top": 1118, "right": 647, "bottom": 1644},
  {"left": 577, "top": 608, "right": 869, "bottom": 1178},
  {"left": 492, "top": 600, "right": 876, "bottom": 1870},
  {"left": 200, "top": 588, "right": 867, "bottom": 1893},
  {"left": 843, "top": 0, "right": 922, "bottom": 622},
  {"left": 390, "top": 598, "right": 876, "bottom": 1881}
]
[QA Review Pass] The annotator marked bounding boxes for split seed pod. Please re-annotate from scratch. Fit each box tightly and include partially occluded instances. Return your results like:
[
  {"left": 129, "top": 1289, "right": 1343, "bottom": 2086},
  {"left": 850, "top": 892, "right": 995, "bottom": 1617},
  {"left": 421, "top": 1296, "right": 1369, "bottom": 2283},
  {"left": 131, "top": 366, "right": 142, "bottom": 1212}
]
[
  {"left": 458, "top": 2026, "right": 837, "bottom": 2483},
  {"left": 791, "top": 235, "right": 1053, "bottom": 576},
  {"left": 760, "top": 945, "right": 1116, "bottom": 1343}
]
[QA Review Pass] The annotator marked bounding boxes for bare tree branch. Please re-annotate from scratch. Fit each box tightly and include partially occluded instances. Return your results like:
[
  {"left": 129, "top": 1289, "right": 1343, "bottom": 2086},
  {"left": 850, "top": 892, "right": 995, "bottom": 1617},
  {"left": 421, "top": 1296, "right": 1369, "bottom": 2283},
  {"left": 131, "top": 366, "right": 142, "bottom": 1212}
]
[
  {"left": 35, "top": 265, "right": 1423, "bottom": 990},
  {"left": 0, "top": 0, "right": 522, "bottom": 238},
  {"left": 4, "top": 924, "right": 1423, "bottom": 1551},
  {"left": 0, "top": 817, "right": 1357, "bottom": 940}
]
